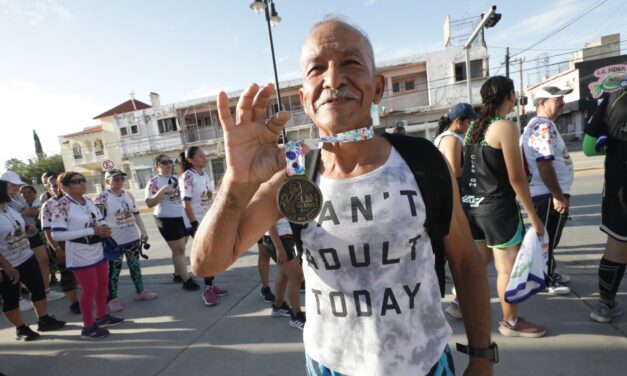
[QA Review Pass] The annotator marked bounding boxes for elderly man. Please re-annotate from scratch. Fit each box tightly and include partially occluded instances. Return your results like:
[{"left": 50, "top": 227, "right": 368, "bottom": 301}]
[
  {"left": 192, "top": 18, "right": 493, "bottom": 375},
  {"left": 521, "top": 86, "right": 574, "bottom": 295}
]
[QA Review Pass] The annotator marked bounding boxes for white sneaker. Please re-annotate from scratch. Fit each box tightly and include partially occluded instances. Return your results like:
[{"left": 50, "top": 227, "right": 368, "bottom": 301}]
[
  {"left": 545, "top": 284, "right": 571, "bottom": 295},
  {"left": 46, "top": 289, "right": 65, "bottom": 302},
  {"left": 19, "top": 297, "right": 34, "bottom": 312}
]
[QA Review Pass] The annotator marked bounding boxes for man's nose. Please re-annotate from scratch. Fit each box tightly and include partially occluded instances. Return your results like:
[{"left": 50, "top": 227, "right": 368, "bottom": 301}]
[{"left": 322, "top": 62, "right": 346, "bottom": 89}]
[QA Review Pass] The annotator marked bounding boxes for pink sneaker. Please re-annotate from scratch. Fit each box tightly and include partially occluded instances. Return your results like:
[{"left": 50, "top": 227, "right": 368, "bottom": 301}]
[
  {"left": 211, "top": 284, "right": 228, "bottom": 297},
  {"left": 202, "top": 287, "right": 218, "bottom": 306},
  {"left": 135, "top": 291, "right": 158, "bottom": 301},
  {"left": 498, "top": 317, "right": 546, "bottom": 338},
  {"left": 107, "top": 298, "right": 123, "bottom": 313}
]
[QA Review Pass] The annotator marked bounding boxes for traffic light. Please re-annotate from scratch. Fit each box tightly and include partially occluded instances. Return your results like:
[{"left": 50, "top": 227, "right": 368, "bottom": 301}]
[
  {"left": 484, "top": 13, "right": 501, "bottom": 28},
  {"left": 518, "top": 96, "right": 528, "bottom": 106}
]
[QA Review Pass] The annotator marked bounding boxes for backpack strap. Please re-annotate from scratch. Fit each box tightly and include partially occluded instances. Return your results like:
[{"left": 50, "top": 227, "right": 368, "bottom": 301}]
[{"left": 381, "top": 133, "right": 452, "bottom": 297}]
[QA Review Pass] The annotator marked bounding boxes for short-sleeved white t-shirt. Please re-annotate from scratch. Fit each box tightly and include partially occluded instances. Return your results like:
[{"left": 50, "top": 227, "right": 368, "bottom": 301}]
[
  {"left": 179, "top": 169, "right": 213, "bottom": 222},
  {"left": 40, "top": 196, "right": 59, "bottom": 231},
  {"left": 51, "top": 195, "right": 106, "bottom": 269},
  {"left": 521, "top": 116, "right": 574, "bottom": 198},
  {"left": 0, "top": 205, "right": 34, "bottom": 269},
  {"left": 144, "top": 174, "right": 185, "bottom": 218},
  {"left": 300, "top": 148, "right": 451, "bottom": 375},
  {"left": 95, "top": 189, "right": 140, "bottom": 247}
]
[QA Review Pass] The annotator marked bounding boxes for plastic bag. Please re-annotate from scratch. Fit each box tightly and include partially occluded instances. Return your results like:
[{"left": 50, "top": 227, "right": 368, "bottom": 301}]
[
  {"left": 504, "top": 229, "right": 549, "bottom": 304},
  {"left": 102, "top": 237, "right": 121, "bottom": 261}
]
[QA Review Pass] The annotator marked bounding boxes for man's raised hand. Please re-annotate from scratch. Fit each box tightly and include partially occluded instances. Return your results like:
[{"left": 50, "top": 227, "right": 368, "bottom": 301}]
[{"left": 218, "top": 83, "right": 291, "bottom": 184}]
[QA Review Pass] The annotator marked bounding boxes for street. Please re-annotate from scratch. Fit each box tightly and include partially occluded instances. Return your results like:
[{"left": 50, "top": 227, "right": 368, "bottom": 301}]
[{"left": 0, "top": 149, "right": 625, "bottom": 376}]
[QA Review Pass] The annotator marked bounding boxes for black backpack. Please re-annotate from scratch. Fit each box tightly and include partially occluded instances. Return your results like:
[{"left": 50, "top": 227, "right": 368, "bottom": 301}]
[{"left": 289, "top": 133, "right": 453, "bottom": 297}]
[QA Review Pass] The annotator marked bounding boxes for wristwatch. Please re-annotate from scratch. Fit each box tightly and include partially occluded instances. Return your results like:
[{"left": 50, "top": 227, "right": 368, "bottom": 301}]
[{"left": 456, "top": 342, "right": 499, "bottom": 363}]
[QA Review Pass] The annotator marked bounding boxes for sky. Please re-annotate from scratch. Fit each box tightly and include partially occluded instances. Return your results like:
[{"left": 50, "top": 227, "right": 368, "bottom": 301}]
[{"left": 1, "top": 0, "right": 626, "bottom": 168}]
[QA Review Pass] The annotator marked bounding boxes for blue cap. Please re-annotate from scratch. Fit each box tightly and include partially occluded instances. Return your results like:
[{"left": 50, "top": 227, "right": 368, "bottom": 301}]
[{"left": 447, "top": 103, "right": 477, "bottom": 120}]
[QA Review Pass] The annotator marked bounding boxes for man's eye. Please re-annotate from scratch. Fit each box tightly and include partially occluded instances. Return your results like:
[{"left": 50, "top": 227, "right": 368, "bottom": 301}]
[{"left": 308, "top": 65, "right": 323, "bottom": 75}]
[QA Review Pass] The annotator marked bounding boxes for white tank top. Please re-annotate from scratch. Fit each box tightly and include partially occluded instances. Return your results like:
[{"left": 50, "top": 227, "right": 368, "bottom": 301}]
[{"left": 433, "top": 130, "right": 464, "bottom": 148}]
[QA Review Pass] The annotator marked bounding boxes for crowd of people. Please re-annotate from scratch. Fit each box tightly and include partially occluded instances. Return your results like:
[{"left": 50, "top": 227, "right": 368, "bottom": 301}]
[{"left": 0, "top": 15, "right": 624, "bottom": 376}]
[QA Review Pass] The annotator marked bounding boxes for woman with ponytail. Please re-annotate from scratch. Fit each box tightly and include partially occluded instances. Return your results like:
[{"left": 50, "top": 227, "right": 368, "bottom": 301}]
[
  {"left": 461, "top": 76, "right": 547, "bottom": 338},
  {"left": 179, "top": 147, "right": 228, "bottom": 306},
  {"left": 434, "top": 103, "right": 476, "bottom": 183}
]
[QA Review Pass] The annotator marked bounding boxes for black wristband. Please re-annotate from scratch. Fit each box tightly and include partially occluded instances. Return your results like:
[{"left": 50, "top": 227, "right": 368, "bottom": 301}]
[{"left": 456, "top": 342, "right": 499, "bottom": 363}]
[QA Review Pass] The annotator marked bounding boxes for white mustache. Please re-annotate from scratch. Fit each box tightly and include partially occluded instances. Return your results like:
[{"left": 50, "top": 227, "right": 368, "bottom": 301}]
[{"left": 315, "top": 87, "right": 360, "bottom": 109}]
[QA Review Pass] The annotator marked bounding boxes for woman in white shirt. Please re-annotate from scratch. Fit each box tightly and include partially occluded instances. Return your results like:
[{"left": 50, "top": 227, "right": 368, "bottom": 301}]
[
  {"left": 51, "top": 171, "right": 124, "bottom": 340},
  {"left": 179, "top": 147, "right": 228, "bottom": 306},
  {"left": 0, "top": 179, "right": 66, "bottom": 341},
  {"left": 145, "top": 154, "right": 200, "bottom": 291},
  {"left": 96, "top": 169, "right": 157, "bottom": 313}
]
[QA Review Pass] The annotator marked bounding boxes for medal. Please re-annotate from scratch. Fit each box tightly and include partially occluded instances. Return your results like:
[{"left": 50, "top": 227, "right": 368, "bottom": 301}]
[{"left": 276, "top": 125, "right": 375, "bottom": 224}]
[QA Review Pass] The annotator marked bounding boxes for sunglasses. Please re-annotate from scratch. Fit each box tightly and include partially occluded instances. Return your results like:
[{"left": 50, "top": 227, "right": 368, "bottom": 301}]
[
  {"left": 112, "top": 176, "right": 126, "bottom": 182},
  {"left": 159, "top": 160, "right": 174, "bottom": 165},
  {"left": 69, "top": 178, "right": 87, "bottom": 185}
]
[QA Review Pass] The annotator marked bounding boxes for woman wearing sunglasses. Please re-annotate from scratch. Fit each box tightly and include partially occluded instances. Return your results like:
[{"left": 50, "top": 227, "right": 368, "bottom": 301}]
[
  {"left": 51, "top": 172, "right": 124, "bottom": 340},
  {"left": 145, "top": 155, "right": 200, "bottom": 291},
  {"left": 179, "top": 147, "right": 228, "bottom": 306},
  {"left": 0, "top": 179, "right": 66, "bottom": 341},
  {"left": 40, "top": 174, "right": 80, "bottom": 315},
  {"left": 96, "top": 169, "right": 157, "bottom": 313}
]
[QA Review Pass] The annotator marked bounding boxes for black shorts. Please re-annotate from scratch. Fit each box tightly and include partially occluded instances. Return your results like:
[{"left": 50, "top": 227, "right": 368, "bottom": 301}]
[
  {"left": 601, "top": 160, "right": 627, "bottom": 242},
  {"left": 155, "top": 217, "right": 187, "bottom": 242},
  {"left": 466, "top": 205, "right": 524, "bottom": 249},
  {"left": 0, "top": 256, "right": 46, "bottom": 312},
  {"left": 260, "top": 235, "right": 296, "bottom": 263},
  {"left": 28, "top": 234, "right": 45, "bottom": 249}
]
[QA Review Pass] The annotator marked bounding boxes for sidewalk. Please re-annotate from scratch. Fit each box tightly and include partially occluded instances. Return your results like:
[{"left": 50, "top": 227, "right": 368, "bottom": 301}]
[{"left": 0, "top": 151, "right": 624, "bottom": 376}]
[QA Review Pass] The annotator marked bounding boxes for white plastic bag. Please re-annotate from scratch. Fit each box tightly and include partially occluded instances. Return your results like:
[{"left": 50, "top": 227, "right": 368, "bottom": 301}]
[{"left": 505, "top": 229, "right": 549, "bottom": 304}]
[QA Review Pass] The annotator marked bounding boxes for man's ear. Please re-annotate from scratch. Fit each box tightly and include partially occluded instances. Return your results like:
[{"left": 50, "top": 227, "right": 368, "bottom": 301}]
[{"left": 373, "top": 74, "right": 385, "bottom": 104}]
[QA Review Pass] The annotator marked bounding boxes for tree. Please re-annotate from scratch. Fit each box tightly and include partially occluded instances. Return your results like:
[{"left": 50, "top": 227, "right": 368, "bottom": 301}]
[
  {"left": 3, "top": 154, "right": 64, "bottom": 185},
  {"left": 33, "top": 130, "right": 44, "bottom": 158}
]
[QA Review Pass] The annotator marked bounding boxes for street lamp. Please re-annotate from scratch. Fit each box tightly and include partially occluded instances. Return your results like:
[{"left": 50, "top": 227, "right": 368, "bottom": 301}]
[
  {"left": 249, "top": 0, "right": 286, "bottom": 141},
  {"left": 464, "top": 5, "right": 501, "bottom": 104}
]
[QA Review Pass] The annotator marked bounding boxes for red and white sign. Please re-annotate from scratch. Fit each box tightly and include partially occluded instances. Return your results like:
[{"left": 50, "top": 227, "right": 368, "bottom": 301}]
[{"left": 102, "top": 159, "right": 115, "bottom": 171}]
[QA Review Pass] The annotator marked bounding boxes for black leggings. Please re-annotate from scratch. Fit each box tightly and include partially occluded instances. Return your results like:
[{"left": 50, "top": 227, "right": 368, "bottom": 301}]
[{"left": 0, "top": 256, "right": 46, "bottom": 312}]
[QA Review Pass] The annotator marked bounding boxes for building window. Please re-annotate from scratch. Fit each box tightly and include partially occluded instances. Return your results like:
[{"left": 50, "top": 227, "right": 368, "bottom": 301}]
[
  {"left": 120, "top": 127, "right": 129, "bottom": 137},
  {"left": 211, "top": 158, "right": 226, "bottom": 188},
  {"left": 72, "top": 143, "right": 82, "bottom": 159},
  {"left": 130, "top": 125, "right": 139, "bottom": 135},
  {"left": 94, "top": 139, "right": 104, "bottom": 156},
  {"left": 134, "top": 168, "right": 153, "bottom": 189},
  {"left": 392, "top": 82, "right": 400, "bottom": 93},
  {"left": 454, "top": 60, "right": 484, "bottom": 82},
  {"left": 158, "top": 117, "right": 178, "bottom": 133},
  {"left": 404, "top": 80, "right": 415, "bottom": 91}
]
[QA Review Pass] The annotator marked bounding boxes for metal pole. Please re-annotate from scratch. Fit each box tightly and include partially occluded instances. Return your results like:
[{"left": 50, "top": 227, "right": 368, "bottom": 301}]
[
  {"left": 263, "top": 0, "right": 287, "bottom": 142},
  {"left": 519, "top": 58, "right": 526, "bottom": 126},
  {"left": 466, "top": 47, "right": 472, "bottom": 104},
  {"left": 505, "top": 47, "right": 510, "bottom": 78}
]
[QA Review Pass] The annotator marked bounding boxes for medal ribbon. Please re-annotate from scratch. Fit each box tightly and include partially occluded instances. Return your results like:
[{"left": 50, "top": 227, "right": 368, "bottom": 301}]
[{"left": 284, "top": 125, "right": 374, "bottom": 176}]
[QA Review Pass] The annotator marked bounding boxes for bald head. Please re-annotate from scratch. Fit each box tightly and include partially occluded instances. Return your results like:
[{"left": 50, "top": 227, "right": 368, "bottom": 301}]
[{"left": 300, "top": 17, "right": 376, "bottom": 74}]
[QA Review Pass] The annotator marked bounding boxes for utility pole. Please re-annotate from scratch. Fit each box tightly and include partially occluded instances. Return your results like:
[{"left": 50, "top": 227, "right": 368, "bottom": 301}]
[
  {"left": 511, "top": 57, "right": 526, "bottom": 130},
  {"left": 505, "top": 47, "right": 510, "bottom": 78}
]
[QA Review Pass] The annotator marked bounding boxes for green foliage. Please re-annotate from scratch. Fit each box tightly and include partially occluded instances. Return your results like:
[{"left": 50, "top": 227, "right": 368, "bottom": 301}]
[{"left": 3, "top": 154, "right": 65, "bottom": 184}]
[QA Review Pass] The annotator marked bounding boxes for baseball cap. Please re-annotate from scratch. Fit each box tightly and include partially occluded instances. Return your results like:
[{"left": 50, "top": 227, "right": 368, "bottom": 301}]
[
  {"left": 534, "top": 86, "right": 573, "bottom": 101},
  {"left": 105, "top": 168, "right": 127, "bottom": 179},
  {"left": 0, "top": 171, "right": 26, "bottom": 185},
  {"left": 448, "top": 103, "right": 478, "bottom": 120}
]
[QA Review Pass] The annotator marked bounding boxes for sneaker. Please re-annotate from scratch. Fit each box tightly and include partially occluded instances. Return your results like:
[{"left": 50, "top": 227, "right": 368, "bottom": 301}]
[
  {"left": 19, "top": 297, "right": 33, "bottom": 312},
  {"left": 37, "top": 315, "right": 66, "bottom": 332},
  {"left": 107, "top": 298, "right": 123, "bottom": 313},
  {"left": 211, "top": 284, "right": 228, "bottom": 297},
  {"left": 182, "top": 278, "right": 201, "bottom": 291},
  {"left": 135, "top": 290, "right": 158, "bottom": 301},
  {"left": 272, "top": 302, "right": 293, "bottom": 317},
  {"left": 202, "top": 286, "right": 218, "bottom": 306},
  {"left": 545, "top": 284, "right": 571, "bottom": 295},
  {"left": 289, "top": 312, "right": 306, "bottom": 330},
  {"left": 172, "top": 274, "right": 184, "bottom": 283},
  {"left": 15, "top": 324, "right": 40, "bottom": 341},
  {"left": 498, "top": 317, "right": 546, "bottom": 338},
  {"left": 444, "top": 300, "right": 463, "bottom": 319},
  {"left": 70, "top": 302, "right": 81, "bottom": 315},
  {"left": 590, "top": 302, "right": 624, "bottom": 323},
  {"left": 95, "top": 314, "right": 124, "bottom": 328},
  {"left": 553, "top": 272, "right": 571, "bottom": 284},
  {"left": 81, "top": 324, "right": 110, "bottom": 340},
  {"left": 260, "top": 287, "right": 275, "bottom": 303},
  {"left": 46, "top": 289, "right": 65, "bottom": 302}
]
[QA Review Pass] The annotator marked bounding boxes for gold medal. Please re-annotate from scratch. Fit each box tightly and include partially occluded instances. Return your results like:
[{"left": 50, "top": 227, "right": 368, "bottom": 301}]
[{"left": 276, "top": 176, "right": 323, "bottom": 224}]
